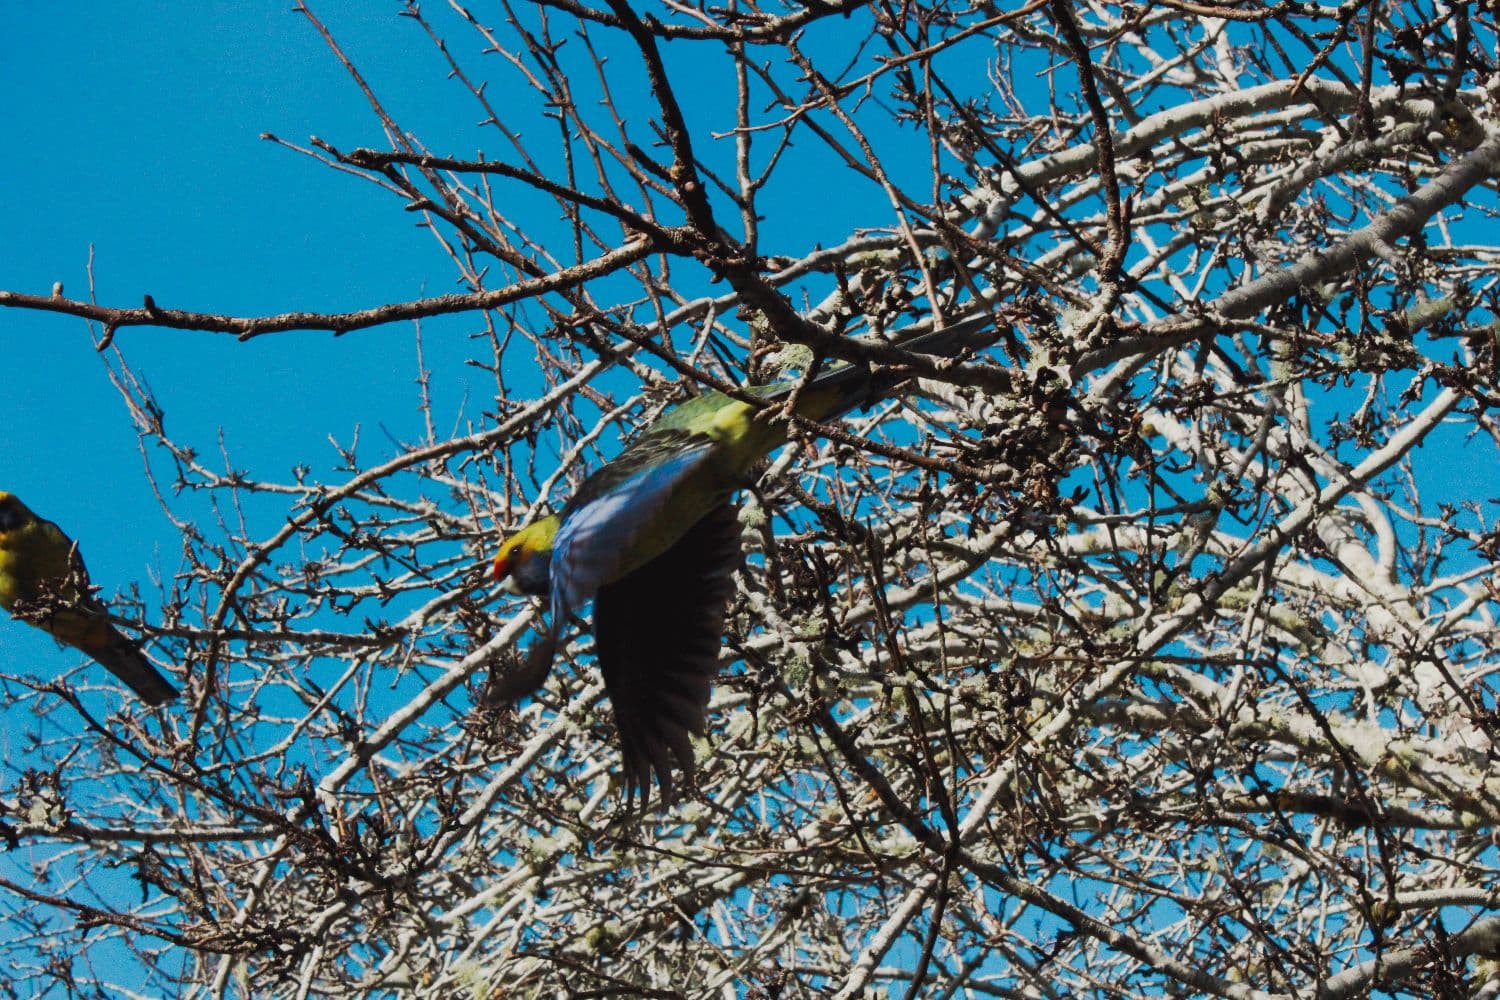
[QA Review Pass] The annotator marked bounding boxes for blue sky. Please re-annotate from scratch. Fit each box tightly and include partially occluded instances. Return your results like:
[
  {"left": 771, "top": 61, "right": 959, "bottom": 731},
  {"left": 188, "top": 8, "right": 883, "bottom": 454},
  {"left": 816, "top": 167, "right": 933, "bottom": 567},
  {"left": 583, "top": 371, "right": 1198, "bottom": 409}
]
[
  {"left": 2, "top": 7, "right": 488, "bottom": 673},
  {"left": 3, "top": 9, "right": 507, "bottom": 987}
]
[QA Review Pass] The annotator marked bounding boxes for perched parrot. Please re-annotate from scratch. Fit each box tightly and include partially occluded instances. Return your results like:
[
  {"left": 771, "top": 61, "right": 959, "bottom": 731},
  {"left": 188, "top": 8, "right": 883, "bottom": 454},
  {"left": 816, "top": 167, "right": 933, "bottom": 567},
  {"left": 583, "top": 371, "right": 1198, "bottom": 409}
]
[
  {"left": 491, "top": 314, "right": 995, "bottom": 803},
  {"left": 0, "top": 491, "right": 177, "bottom": 705}
]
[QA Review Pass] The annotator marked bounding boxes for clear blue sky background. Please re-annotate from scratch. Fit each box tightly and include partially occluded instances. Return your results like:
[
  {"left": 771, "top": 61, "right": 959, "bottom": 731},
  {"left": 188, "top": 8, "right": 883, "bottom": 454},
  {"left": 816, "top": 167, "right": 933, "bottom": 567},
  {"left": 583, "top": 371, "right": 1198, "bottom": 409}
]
[
  {"left": 1, "top": 6, "right": 502, "bottom": 679},
  {"left": 3, "top": 8, "right": 505, "bottom": 986}
]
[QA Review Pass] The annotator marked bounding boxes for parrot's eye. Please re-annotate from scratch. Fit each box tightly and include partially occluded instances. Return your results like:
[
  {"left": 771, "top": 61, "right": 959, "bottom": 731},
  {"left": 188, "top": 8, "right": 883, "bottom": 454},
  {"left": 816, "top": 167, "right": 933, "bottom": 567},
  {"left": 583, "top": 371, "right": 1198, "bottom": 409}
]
[{"left": 0, "top": 501, "right": 20, "bottom": 532}]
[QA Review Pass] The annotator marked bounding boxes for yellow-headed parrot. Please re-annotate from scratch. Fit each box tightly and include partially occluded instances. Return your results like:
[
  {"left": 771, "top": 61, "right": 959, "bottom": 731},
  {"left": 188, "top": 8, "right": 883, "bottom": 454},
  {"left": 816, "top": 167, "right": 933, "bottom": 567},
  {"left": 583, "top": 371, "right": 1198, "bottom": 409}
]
[
  {"left": 0, "top": 491, "right": 176, "bottom": 705},
  {"left": 491, "top": 314, "right": 995, "bottom": 802}
]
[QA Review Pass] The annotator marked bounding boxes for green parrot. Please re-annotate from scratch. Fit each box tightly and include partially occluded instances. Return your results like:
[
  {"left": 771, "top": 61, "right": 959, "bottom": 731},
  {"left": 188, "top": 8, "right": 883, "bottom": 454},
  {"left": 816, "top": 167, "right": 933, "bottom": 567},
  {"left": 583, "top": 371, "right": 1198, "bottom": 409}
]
[
  {"left": 0, "top": 491, "right": 177, "bottom": 705},
  {"left": 491, "top": 314, "right": 995, "bottom": 803}
]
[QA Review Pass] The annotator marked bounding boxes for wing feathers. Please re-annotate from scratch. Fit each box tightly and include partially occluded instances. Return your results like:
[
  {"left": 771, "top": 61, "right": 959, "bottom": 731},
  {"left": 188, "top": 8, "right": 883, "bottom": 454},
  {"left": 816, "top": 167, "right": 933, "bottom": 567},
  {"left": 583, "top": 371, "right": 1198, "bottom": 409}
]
[{"left": 592, "top": 502, "right": 743, "bottom": 806}]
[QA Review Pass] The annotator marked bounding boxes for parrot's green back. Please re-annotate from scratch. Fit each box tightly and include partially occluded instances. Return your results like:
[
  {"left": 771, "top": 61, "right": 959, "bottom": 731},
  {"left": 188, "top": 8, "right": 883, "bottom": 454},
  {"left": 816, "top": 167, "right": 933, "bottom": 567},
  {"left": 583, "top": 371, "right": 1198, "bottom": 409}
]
[
  {"left": 559, "top": 337, "right": 946, "bottom": 580},
  {"left": 0, "top": 508, "right": 87, "bottom": 611}
]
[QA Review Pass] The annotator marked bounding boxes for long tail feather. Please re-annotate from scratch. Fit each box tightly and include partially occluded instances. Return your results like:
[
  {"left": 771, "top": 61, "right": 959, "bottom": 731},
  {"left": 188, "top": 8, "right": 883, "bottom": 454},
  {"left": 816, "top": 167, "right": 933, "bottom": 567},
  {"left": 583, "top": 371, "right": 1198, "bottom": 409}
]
[
  {"left": 88, "top": 629, "right": 177, "bottom": 705},
  {"left": 772, "top": 310, "right": 999, "bottom": 421}
]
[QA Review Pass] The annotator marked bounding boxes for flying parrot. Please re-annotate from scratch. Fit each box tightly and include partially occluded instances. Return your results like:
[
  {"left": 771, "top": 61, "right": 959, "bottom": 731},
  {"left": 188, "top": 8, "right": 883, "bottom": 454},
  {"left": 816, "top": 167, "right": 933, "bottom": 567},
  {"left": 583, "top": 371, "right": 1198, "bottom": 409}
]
[
  {"left": 491, "top": 313, "right": 996, "bottom": 803},
  {"left": 0, "top": 491, "right": 177, "bottom": 705}
]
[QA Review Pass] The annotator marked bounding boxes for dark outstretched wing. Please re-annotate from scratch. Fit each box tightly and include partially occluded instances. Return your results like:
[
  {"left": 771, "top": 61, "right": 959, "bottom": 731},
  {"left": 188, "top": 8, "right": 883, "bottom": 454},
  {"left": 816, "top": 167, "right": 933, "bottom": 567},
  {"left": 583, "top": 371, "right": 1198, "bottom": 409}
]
[{"left": 592, "top": 502, "right": 743, "bottom": 806}]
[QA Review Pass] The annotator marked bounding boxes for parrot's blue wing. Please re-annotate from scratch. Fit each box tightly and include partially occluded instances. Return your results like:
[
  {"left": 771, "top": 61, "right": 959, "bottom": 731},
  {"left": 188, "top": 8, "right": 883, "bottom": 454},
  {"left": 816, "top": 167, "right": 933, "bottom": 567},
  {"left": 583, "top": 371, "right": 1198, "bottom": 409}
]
[{"left": 549, "top": 442, "right": 714, "bottom": 629}]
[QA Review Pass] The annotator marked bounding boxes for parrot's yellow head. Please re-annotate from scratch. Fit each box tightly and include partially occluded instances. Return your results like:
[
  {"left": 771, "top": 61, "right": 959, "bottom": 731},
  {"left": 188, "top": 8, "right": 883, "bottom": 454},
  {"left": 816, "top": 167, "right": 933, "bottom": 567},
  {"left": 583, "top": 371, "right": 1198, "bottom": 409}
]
[{"left": 491, "top": 515, "right": 560, "bottom": 597}]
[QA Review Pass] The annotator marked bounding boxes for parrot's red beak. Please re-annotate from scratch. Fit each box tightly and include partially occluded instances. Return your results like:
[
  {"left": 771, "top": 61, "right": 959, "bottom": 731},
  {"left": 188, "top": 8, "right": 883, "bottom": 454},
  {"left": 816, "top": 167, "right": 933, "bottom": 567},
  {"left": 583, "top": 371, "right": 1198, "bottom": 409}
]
[{"left": 491, "top": 552, "right": 510, "bottom": 582}]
